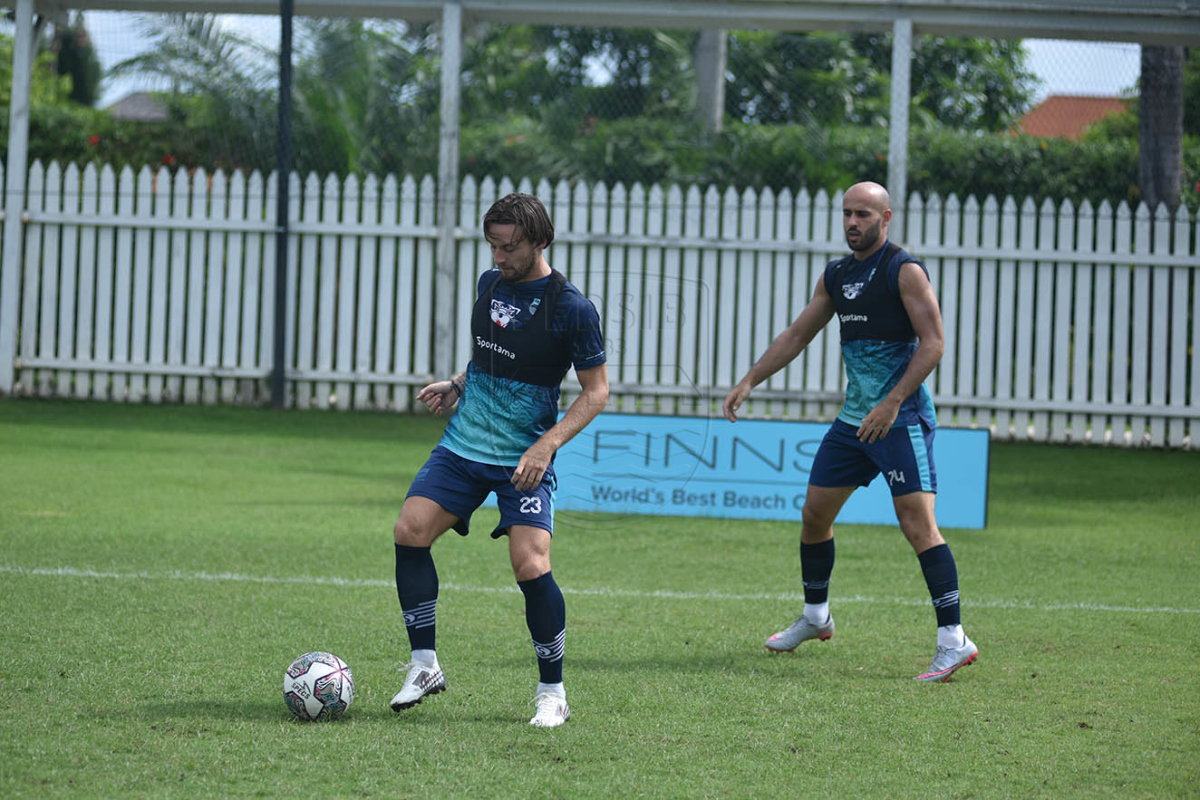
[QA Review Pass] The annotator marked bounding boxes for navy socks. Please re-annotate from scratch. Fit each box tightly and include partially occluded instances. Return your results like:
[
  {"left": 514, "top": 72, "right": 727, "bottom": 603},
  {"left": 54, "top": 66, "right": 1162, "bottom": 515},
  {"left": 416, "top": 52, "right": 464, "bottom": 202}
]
[
  {"left": 518, "top": 571, "right": 566, "bottom": 685},
  {"left": 395, "top": 543, "right": 438, "bottom": 651},
  {"left": 918, "top": 543, "right": 961, "bottom": 628}
]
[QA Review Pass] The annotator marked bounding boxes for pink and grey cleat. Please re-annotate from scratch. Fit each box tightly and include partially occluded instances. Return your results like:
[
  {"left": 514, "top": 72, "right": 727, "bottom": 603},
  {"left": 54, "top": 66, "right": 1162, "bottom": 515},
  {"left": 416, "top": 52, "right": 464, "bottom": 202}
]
[
  {"left": 765, "top": 614, "right": 835, "bottom": 653},
  {"left": 914, "top": 637, "right": 979, "bottom": 682}
]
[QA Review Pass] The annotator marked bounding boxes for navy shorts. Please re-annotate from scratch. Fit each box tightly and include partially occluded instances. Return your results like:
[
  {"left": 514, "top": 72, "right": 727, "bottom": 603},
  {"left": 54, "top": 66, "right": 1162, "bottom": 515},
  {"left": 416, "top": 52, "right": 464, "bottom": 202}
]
[
  {"left": 406, "top": 446, "right": 557, "bottom": 538},
  {"left": 809, "top": 419, "right": 937, "bottom": 496}
]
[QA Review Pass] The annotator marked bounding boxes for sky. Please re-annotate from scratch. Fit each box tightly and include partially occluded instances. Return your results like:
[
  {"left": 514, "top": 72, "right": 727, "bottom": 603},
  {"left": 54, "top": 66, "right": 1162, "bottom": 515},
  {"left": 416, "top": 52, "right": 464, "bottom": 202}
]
[{"left": 79, "top": 12, "right": 1143, "bottom": 109}]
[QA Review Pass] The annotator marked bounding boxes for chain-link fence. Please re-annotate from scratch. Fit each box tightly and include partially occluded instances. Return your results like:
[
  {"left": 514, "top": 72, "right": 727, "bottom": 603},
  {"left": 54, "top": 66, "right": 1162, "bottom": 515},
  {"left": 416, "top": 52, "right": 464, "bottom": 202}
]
[{"left": 7, "top": 12, "right": 1194, "bottom": 210}]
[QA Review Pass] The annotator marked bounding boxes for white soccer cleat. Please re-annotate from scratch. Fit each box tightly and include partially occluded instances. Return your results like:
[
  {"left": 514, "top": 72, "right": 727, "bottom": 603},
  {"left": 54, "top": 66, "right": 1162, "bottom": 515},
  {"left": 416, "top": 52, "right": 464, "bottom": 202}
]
[
  {"left": 389, "top": 662, "right": 446, "bottom": 711},
  {"left": 765, "top": 614, "right": 835, "bottom": 652},
  {"left": 914, "top": 636, "right": 979, "bottom": 682},
  {"left": 529, "top": 691, "right": 571, "bottom": 728}
]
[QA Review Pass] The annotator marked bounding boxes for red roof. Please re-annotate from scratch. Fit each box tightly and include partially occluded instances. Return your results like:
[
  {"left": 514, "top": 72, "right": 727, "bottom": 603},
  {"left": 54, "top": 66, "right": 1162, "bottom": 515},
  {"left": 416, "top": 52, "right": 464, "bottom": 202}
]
[{"left": 1017, "top": 95, "right": 1130, "bottom": 140}]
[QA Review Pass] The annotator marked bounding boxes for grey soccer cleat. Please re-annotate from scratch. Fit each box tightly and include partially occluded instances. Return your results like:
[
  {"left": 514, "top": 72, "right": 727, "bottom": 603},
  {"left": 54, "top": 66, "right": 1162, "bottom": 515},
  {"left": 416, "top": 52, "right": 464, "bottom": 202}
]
[
  {"left": 914, "top": 636, "right": 979, "bottom": 682},
  {"left": 765, "top": 614, "right": 835, "bottom": 653}
]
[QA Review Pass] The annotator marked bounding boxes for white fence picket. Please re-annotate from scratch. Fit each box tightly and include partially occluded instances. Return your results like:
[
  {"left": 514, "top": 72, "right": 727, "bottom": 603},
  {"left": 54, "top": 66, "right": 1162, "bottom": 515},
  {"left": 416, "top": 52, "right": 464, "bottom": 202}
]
[
  {"left": 643, "top": 183, "right": 669, "bottom": 415},
  {"left": 452, "top": 175, "right": 477, "bottom": 393},
  {"left": 714, "top": 186, "right": 738, "bottom": 401},
  {"left": 184, "top": 168, "right": 207, "bottom": 404},
  {"left": 73, "top": 164, "right": 97, "bottom": 399},
  {"left": 1149, "top": 205, "right": 1172, "bottom": 446},
  {"left": 1033, "top": 198, "right": 1056, "bottom": 441},
  {"left": 39, "top": 162, "right": 63, "bottom": 398},
  {"left": 1050, "top": 200, "right": 1074, "bottom": 443},
  {"left": 1192, "top": 213, "right": 1200, "bottom": 446},
  {"left": 931, "top": 194, "right": 957, "bottom": 429},
  {"left": 222, "top": 171, "right": 246, "bottom": 405},
  {"left": 201, "top": 169, "right": 225, "bottom": 405},
  {"left": 792, "top": 189, "right": 815, "bottom": 420},
  {"left": 607, "top": 182, "right": 631, "bottom": 412},
  {"left": 1109, "top": 203, "right": 1134, "bottom": 443},
  {"left": 768, "top": 188, "right": 793, "bottom": 420},
  {"left": 993, "top": 197, "right": 1018, "bottom": 439},
  {"left": 93, "top": 166, "right": 117, "bottom": 401},
  {"left": 1012, "top": 198, "right": 1037, "bottom": 440},
  {"left": 413, "top": 175, "right": 436, "bottom": 387},
  {"left": 1169, "top": 206, "right": 1191, "bottom": 447},
  {"left": 678, "top": 185, "right": 703, "bottom": 416},
  {"left": 740, "top": 187, "right": 764, "bottom": 417},
  {"left": 620, "top": 182, "right": 645, "bottom": 414},
  {"left": 295, "top": 173, "right": 321, "bottom": 410},
  {"left": 393, "top": 174, "right": 418, "bottom": 413},
  {"left": 1070, "top": 201, "right": 1095, "bottom": 441},
  {"left": 246, "top": 171, "right": 271, "bottom": 405},
  {"left": 57, "top": 163, "right": 81, "bottom": 398},
  {"left": 354, "top": 174, "right": 378, "bottom": 410},
  {"left": 1130, "top": 204, "right": 1152, "bottom": 445},
  {"left": 973, "top": 196, "right": 998, "bottom": 431},
  {"left": 167, "top": 168, "right": 189, "bottom": 402},
  {"left": 335, "top": 174, "right": 358, "bottom": 410},
  {"left": 19, "top": 161, "right": 44, "bottom": 397},
  {"left": 374, "top": 174, "right": 401, "bottom": 410},
  {"left": 699, "top": 186, "right": 721, "bottom": 417},
  {"left": 1090, "top": 202, "right": 1115, "bottom": 442},
  {"left": 957, "top": 196, "right": 981, "bottom": 429},
  {"left": 814, "top": 189, "right": 839, "bottom": 421},
  {"left": 316, "top": 174, "right": 340, "bottom": 410},
  {"left": 129, "top": 167, "right": 154, "bottom": 403},
  {"left": 659, "top": 184, "right": 682, "bottom": 416}
]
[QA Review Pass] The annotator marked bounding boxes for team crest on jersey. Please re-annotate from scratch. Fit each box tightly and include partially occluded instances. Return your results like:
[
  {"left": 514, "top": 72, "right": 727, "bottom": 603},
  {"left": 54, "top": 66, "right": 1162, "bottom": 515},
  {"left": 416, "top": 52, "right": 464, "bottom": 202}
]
[
  {"left": 842, "top": 282, "right": 865, "bottom": 300},
  {"left": 490, "top": 299, "right": 521, "bottom": 327}
]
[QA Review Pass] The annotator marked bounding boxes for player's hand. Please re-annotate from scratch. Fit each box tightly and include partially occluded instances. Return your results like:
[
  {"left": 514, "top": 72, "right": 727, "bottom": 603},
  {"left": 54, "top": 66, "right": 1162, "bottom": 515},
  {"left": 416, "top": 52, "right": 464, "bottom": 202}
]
[
  {"left": 723, "top": 380, "right": 752, "bottom": 423},
  {"left": 415, "top": 380, "right": 459, "bottom": 415},
  {"left": 512, "top": 440, "right": 555, "bottom": 491},
  {"left": 857, "top": 399, "right": 900, "bottom": 443}
]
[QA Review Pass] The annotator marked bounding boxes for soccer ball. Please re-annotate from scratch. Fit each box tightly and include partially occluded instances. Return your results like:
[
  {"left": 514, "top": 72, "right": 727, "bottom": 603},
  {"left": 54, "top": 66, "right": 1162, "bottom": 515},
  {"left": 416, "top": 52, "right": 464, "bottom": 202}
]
[{"left": 283, "top": 651, "right": 355, "bottom": 721}]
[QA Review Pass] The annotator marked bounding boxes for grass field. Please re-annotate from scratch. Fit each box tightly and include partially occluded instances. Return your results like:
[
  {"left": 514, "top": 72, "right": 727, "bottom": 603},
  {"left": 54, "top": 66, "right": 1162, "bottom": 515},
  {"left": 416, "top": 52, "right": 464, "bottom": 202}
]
[{"left": 1, "top": 398, "right": 1198, "bottom": 798}]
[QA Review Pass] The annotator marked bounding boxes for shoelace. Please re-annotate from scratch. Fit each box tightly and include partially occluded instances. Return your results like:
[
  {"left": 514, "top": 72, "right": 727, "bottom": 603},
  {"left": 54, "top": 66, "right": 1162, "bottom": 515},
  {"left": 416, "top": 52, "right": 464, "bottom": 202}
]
[{"left": 530, "top": 692, "right": 565, "bottom": 710}]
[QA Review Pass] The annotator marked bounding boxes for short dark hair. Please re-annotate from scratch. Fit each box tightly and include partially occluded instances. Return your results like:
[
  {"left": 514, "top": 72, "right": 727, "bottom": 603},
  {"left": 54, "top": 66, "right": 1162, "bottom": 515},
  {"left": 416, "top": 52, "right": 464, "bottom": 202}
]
[{"left": 482, "top": 193, "right": 554, "bottom": 249}]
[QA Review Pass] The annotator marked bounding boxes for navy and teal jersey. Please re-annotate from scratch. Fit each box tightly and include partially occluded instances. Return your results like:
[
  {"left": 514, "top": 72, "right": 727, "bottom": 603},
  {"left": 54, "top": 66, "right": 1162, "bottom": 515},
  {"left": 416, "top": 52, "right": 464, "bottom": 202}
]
[
  {"left": 438, "top": 268, "right": 606, "bottom": 466},
  {"left": 823, "top": 241, "right": 937, "bottom": 429}
]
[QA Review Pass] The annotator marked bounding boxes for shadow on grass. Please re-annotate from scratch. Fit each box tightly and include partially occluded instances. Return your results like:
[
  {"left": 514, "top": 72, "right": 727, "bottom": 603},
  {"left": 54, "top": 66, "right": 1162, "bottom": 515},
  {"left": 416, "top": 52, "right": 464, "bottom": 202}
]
[{"left": 0, "top": 396, "right": 447, "bottom": 446}]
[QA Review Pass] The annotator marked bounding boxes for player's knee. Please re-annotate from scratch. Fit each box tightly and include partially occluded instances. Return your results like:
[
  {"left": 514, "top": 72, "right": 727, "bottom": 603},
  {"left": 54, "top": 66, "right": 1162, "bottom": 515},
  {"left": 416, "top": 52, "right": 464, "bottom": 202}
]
[
  {"left": 801, "top": 501, "right": 835, "bottom": 533},
  {"left": 393, "top": 515, "right": 431, "bottom": 547}
]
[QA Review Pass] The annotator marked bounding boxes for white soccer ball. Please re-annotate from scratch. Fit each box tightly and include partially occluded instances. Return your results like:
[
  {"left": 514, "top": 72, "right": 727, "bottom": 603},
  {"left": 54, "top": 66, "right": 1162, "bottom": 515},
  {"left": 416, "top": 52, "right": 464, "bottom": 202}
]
[{"left": 283, "top": 651, "right": 355, "bottom": 721}]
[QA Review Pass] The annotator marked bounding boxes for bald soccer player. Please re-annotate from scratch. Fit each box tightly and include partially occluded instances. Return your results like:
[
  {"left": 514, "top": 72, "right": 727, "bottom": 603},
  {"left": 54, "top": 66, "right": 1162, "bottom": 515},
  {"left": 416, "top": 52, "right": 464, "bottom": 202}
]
[{"left": 723, "top": 181, "right": 979, "bottom": 683}]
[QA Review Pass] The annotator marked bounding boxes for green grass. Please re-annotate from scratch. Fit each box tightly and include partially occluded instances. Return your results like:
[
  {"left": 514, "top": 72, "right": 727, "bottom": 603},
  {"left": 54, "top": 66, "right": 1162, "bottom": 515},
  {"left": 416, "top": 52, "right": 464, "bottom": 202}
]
[{"left": 1, "top": 398, "right": 1198, "bottom": 798}]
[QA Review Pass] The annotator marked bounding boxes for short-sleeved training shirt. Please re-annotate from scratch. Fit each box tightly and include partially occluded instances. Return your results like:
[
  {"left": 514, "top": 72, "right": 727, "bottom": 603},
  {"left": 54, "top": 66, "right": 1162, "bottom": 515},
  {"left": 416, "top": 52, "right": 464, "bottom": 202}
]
[{"left": 438, "top": 269, "right": 606, "bottom": 466}]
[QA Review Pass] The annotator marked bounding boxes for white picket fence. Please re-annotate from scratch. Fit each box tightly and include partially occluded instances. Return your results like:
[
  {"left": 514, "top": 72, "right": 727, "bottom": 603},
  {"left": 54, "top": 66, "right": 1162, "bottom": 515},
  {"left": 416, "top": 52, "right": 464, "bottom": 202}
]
[{"left": 2, "top": 160, "right": 1198, "bottom": 448}]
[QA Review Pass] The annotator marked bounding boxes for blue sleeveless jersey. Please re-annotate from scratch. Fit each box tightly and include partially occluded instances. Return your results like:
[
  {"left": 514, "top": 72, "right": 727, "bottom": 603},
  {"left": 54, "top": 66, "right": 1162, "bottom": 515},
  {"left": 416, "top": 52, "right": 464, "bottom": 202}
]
[
  {"left": 823, "top": 242, "right": 937, "bottom": 429},
  {"left": 439, "top": 269, "right": 606, "bottom": 466}
]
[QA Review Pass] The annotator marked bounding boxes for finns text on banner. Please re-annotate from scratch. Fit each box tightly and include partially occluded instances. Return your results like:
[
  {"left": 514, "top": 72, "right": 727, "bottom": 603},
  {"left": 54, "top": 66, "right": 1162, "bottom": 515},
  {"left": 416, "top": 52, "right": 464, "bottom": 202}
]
[{"left": 542, "top": 413, "right": 990, "bottom": 529}]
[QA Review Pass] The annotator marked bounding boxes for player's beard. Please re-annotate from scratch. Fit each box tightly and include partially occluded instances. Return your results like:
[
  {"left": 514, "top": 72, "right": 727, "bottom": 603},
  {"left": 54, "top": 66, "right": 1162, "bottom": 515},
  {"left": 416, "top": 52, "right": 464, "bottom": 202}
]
[
  {"left": 846, "top": 217, "right": 884, "bottom": 253},
  {"left": 497, "top": 252, "right": 537, "bottom": 283}
]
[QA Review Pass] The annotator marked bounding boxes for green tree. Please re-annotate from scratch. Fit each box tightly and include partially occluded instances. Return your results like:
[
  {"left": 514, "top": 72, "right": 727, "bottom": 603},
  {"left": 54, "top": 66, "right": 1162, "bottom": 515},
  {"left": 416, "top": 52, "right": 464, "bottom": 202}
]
[
  {"left": 54, "top": 12, "right": 101, "bottom": 106},
  {"left": 0, "top": 31, "right": 73, "bottom": 108}
]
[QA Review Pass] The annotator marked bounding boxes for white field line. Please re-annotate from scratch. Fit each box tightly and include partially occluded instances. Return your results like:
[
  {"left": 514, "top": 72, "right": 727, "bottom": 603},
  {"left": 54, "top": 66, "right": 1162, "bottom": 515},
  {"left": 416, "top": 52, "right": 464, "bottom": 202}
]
[{"left": 2, "top": 564, "right": 1198, "bottom": 615}]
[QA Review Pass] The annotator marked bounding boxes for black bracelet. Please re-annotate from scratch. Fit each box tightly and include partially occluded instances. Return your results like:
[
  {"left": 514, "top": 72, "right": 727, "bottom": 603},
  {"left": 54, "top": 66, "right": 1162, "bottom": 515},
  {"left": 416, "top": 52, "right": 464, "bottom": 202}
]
[{"left": 450, "top": 379, "right": 462, "bottom": 397}]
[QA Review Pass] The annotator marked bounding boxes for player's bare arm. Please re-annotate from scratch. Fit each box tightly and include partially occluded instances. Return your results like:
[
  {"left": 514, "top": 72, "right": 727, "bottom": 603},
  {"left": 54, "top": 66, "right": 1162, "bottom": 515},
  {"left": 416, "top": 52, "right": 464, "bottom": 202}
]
[
  {"left": 511, "top": 363, "right": 610, "bottom": 491},
  {"left": 857, "top": 262, "right": 945, "bottom": 443},
  {"left": 723, "top": 281, "right": 836, "bottom": 422},
  {"left": 415, "top": 371, "right": 466, "bottom": 416}
]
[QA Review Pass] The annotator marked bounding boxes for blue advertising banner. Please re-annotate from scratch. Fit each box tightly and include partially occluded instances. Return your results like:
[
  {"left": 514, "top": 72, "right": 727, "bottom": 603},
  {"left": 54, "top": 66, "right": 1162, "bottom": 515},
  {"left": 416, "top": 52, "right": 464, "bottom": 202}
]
[{"left": 534, "top": 413, "right": 989, "bottom": 529}]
